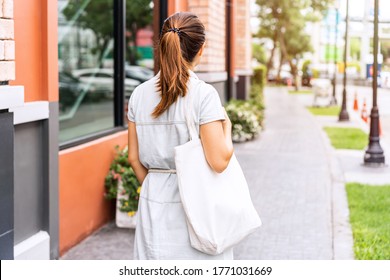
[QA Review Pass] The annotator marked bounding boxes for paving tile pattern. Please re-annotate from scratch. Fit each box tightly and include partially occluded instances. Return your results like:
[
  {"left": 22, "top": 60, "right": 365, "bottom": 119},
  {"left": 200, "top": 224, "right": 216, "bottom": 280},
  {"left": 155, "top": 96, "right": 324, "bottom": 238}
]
[{"left": 62, "top": 87, "right": 334, "bottom": 260}]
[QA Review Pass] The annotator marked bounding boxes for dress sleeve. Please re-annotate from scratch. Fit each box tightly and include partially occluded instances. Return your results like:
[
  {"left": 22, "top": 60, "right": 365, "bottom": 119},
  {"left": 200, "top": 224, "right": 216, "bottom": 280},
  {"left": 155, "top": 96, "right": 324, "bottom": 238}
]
[
  {"left": 127, "top": 88, "right": 137, "bottom": 122},
  {"left": 199, "top": 85, "right": 225, "bottom": 125}
]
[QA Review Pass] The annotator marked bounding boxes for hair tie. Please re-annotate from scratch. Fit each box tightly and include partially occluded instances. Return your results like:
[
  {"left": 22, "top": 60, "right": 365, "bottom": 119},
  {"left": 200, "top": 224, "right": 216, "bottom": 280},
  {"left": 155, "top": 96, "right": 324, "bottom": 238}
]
[{"left": 168, "top": 27, "right": 181, "bottom": 36}]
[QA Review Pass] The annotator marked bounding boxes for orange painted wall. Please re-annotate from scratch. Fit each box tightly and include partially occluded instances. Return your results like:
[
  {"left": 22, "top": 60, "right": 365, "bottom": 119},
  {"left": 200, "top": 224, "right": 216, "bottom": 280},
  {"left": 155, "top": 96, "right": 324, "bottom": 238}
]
[
  {"left": 10, "top": 0, "right": 58, "bottom": 102},
  {"left": 42, "top": 0, "right": 59, "bottom": 102},
  {"left": 59, "top": 131, "right": 128, "bottom": 255},
  {"left": 11, "top": 0, "right": 43, "bottom": 101}
]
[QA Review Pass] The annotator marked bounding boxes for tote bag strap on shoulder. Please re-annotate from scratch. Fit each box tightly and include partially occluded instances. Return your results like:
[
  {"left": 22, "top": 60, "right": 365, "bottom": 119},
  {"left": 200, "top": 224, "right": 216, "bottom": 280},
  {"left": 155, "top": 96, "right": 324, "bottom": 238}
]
[{"left": 183, "top": 92, "right": 198, "bottom": 141}]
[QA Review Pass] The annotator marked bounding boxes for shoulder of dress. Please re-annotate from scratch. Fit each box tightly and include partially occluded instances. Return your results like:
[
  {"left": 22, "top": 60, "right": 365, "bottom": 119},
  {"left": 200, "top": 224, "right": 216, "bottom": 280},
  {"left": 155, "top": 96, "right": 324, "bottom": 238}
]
[{"left": 133, "top": 77, "right": 158, "bottom": 96}]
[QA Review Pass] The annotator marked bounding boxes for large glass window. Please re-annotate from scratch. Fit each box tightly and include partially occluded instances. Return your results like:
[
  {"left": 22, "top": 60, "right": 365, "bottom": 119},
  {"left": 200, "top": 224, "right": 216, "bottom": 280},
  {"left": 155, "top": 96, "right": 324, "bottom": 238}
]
[
  {"left": 58, "top": 0, "right": 155, "bottom": 145},
  {"left": 58, "top": 0, "right": 115, "bottom": 143},
  {"left": 123, "top": 0, "right": 155, "bottom": 123}
]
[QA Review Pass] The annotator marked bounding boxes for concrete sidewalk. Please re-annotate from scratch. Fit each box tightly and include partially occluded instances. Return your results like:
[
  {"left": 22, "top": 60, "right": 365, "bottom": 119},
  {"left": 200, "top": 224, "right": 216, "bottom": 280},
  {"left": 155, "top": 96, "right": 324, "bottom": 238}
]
[
  {"left": 62, "top": 86, "right": 348, "bottom": 260},
  {"left": 233, "top": 87, "right": 336, "bottom": 259}
]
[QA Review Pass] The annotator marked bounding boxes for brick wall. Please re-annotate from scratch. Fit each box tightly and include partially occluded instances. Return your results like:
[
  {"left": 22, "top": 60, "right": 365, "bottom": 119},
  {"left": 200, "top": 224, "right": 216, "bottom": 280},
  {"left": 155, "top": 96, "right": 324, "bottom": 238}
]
[
  {"left": 188, "top": 0, "right": 226, "bottom": 72},
  {"left": 235, "top": 0, "right": 251, "bottom": 71},
  {"left": 0, "top": 0, "right": 15, "bottom": 81}
]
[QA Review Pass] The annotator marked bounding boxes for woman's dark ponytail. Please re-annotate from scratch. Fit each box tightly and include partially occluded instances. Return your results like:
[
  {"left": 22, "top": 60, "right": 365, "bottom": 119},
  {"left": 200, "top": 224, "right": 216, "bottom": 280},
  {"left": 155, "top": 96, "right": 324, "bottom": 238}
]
[{"left": 153, "top": 12, "right": 206, "bottom": 118}]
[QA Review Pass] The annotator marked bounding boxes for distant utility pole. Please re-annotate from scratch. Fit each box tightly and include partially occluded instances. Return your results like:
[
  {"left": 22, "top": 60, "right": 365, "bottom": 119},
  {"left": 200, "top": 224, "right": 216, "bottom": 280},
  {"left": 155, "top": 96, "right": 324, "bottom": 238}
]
[
  {"left": 364, "top": 0, "right": 385, "bottom": 166},
  {"left": 339, "top": 0, "right": 349, "bottom": 121},
  {"left": 330, "top": 1, "right": 339, "bottom": 106}
]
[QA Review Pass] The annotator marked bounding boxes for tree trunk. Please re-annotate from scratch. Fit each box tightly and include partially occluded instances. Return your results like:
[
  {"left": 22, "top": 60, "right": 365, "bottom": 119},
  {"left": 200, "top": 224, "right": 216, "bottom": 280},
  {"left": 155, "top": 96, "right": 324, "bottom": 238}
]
[
  {"left": 289, "top": 61, "right": 299, "bottom": 91},
  {"left": 129, "top": 23, "right": 138, "bottom": 65},
  {"left": 277, "top": 48, "right": 284, "bottom": 82},
  {"left": 97, "top": 38, "right": 110, "bottom": 68},
  {"left": 266, "top": 33, "right": 278, "bottom": 76},
  {"left": 278, "top": 32, "right": 299, "bottom": 91}
]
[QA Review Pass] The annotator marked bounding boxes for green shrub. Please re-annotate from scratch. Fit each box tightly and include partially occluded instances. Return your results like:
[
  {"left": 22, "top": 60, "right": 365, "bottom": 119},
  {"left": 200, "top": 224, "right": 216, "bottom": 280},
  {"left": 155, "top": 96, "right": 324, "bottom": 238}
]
[
  {"left": 302, "top": 59, "right": 311, "bottom": 73},
  {"left": 225, "top": 100, "right": 261, "bottom": 142},
  {"left": 249, "top": 83, "right": 265, "bottom": 124},
  {"left": 252, "top": 64, "right": 267, "bottom": 89},
  {"left": 224, "top": 66, "right": 266, "bottom": 142}
]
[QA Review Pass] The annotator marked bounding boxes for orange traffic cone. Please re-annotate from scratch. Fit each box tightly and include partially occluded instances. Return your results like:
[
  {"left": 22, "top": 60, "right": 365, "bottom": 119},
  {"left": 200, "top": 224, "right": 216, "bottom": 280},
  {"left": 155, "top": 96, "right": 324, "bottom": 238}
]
[
  {"left": 361, "top": 99, "right": 368, "bottom": 123},
  {"left": 353, "top": 92, "right": 359, "bottom": 111}
]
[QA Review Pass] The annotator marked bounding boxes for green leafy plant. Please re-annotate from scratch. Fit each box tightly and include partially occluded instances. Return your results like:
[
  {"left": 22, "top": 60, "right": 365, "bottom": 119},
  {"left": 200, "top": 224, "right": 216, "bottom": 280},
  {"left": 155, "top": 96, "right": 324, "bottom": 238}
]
[
  {"left": 252, "top": 65, "right": 267, "bottom": 90},
  {"left": 224, "top": 70, "right": 265, "bottom": 142},
  {"left": 249, "top": 83, "right": 265, "bottom": 124},
  {"left": 104, "top": 145, "right": 141, "bottom": 216},
  {"left": 225, "top": 100, "right": 261, "bottom": 142}
]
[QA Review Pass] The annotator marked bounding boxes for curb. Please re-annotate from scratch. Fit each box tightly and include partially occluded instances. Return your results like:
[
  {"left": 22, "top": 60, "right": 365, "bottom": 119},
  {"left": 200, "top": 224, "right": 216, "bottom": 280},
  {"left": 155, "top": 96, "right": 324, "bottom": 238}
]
[{"left": 313, "top": 116, "right": 355, "bottom": 260}]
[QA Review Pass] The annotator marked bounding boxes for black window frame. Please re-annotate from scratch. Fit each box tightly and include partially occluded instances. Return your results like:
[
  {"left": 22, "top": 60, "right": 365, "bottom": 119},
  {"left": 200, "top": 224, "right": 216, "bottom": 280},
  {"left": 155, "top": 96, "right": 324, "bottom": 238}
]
[{"left": 59, "top": 0, "right": 166, "bottom": 150}]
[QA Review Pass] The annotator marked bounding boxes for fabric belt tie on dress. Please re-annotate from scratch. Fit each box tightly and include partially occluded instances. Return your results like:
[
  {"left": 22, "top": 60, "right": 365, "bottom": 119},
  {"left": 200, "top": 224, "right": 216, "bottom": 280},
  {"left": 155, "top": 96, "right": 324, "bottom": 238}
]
[{"left": 148, "top": 169, "right": 177, "bottom": 174}]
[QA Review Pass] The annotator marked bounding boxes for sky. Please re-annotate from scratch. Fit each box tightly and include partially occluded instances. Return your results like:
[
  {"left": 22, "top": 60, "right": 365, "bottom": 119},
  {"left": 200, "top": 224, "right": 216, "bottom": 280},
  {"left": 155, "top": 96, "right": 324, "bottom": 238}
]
[{"left": 338, "top": 0, "right": 390, "bottom": 20}]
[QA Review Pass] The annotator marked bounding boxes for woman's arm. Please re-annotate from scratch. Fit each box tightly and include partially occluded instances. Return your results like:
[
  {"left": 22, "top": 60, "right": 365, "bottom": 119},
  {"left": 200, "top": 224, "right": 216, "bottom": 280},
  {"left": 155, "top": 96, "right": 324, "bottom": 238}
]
[
  {"left": 199, "top": 108, "right": 233, "bottom": 173},
  {"left": 128, "top": 121, "right": 148, "bottom": 185}
]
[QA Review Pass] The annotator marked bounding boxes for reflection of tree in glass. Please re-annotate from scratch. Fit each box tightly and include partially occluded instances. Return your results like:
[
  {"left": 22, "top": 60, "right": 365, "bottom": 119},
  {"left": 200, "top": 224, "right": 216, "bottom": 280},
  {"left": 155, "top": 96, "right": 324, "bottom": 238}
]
[
  {"left": 63, "top": 0, "right": 114, "bottom": 65},
  {"left": 126, "top": 0, "right": 153, "bottom": 65},
  {"left": 63, "top": 0, "right": 153, "bottom": 66}
]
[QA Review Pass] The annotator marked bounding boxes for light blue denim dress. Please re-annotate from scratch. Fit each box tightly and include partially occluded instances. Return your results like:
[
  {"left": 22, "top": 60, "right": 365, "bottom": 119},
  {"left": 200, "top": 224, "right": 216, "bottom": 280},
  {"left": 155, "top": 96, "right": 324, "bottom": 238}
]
[{"left": 127, "top": 70, "right": 234, "bottom": 260}]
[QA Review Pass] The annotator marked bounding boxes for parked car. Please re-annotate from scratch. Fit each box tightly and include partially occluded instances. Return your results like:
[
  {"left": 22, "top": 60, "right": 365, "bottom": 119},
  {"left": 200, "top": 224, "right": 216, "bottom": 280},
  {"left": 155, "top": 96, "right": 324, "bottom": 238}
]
[
  {"left": 302, "top": 69, "right": 312, "bottom": 87},
  {"left": 73, "top": 68, "right": 141, "bottom": 98},
  {"left": 59, "top": 72, "right": 90, "bottom": 111},
  {"left": 279, "top": 70, "right": 294, "bottom": 85},
  {"left": 125, "top": 65, "right": 154, "bottom": 83},
  {"left": 267, "top": 69, "right": 295, "bottom": 85},
  {"left": 267, "top": 69, "right": 278, "bottom": 82}
]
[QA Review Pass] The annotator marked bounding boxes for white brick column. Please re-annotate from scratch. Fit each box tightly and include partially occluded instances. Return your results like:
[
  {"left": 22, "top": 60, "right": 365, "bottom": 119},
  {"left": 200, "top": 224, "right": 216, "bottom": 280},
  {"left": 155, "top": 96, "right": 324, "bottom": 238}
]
[
  {"left": 0, "top": 0, "right": 23, "bottom": 110},
  {"left": 0, "top": 0, "right": 15, "bottom": 82}
]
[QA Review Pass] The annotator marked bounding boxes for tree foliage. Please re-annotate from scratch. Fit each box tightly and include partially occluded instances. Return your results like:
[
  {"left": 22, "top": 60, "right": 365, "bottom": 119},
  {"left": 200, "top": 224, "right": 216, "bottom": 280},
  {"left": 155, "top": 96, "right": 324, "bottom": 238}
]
[
  {"left": 126, "top": 0, "right": 153, "bottom": 65},
  {"left": 63, "top": 0, "right": 114, "bottom": 64},
  {"left": 255, "top": 0, "right": 333, "bottom": 89},
  {"left": 253, "top": 43, "right": 267, "bottom": 65}
]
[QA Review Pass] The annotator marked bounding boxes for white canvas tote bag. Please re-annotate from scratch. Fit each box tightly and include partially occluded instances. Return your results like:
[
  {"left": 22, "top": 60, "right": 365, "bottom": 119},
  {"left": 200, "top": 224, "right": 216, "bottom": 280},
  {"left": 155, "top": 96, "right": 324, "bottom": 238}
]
[{"left": 174, "top": 94, "right": 262, "bottom": 255}]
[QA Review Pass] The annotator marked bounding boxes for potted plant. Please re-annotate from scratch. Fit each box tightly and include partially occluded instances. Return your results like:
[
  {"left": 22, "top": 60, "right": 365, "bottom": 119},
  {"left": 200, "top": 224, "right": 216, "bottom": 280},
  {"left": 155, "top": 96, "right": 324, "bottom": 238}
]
[{"left": 104, "top": 145, "right": 141, "bottom": 228}]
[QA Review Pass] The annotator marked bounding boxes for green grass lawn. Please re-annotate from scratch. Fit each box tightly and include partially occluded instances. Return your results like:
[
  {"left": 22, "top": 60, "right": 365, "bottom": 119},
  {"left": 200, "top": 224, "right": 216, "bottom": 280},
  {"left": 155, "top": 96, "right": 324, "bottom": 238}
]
[
  {"left": 346, "top": 183, "right": 390, "bottom": 260},
  {"left": 288, "top": 89, "right": 312, "bottom": 94},
  {"left": 324, "top": 127, "right": 368, "bottom": 150},
  {"left": 307, "top": 106, "right": 340, "bottom": 116}
]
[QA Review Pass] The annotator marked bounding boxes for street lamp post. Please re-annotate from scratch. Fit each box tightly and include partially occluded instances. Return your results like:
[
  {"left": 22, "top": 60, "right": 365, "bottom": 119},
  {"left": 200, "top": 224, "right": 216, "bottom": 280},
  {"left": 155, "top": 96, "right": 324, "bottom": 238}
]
[
  {"left": 339, "top": 0, "right": 349, "bottom": 121},
  {"left": 364, "top": 0, "right": 385, "bottom": 166},
  {"left": 330, "top": 3, "right": 339, "bottom": 106}
]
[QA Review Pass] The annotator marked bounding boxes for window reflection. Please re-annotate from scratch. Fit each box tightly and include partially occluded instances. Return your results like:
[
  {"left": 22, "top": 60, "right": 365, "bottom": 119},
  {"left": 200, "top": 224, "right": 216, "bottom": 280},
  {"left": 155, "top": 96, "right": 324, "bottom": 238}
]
[
  {"left": 58, "top": 0, "right": 155, "bottom": 142},
  {"left": 124, "top": 0, "right": 155, "bottom": 124},
  {"left": 58, "top": 0, "right": 115, "bottom": 143}
]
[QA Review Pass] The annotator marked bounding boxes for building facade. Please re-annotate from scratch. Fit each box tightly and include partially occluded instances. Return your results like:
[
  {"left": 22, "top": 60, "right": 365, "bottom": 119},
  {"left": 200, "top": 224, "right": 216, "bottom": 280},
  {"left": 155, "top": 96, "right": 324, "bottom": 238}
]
[{"left": 0, "top": 0, "right": 252, "bottom": 259}]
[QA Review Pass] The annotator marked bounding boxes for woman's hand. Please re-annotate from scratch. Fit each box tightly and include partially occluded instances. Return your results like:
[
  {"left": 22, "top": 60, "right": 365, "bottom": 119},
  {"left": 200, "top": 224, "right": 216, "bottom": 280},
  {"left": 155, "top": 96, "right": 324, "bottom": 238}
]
[{"left": 128, "top": 121, "right": 148, "bottom": 185}]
